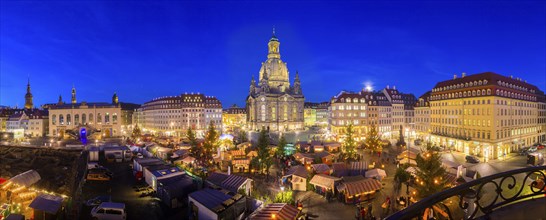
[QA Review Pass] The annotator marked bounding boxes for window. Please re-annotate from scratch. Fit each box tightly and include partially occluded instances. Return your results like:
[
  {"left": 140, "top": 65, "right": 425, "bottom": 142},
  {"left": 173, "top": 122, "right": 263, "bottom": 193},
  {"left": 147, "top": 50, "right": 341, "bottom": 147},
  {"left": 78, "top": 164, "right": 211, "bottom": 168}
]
[
  {"left": 89, "top": 114, "right": 93, "bottom": 123},
  {"left": 75, "top": 114, "right": 79, "bottom": 125},
  {"left": 105, "top": 113, "right": 110, "bottom": 123},
  {"left": 52, "top": 115, "right": 57, "bottom": 125},
  {"left": 66, "top": 114, "right": 71, "bottom": 125},
  {"left": 97, "top": 113, "right": 102, "bottom": 123}
]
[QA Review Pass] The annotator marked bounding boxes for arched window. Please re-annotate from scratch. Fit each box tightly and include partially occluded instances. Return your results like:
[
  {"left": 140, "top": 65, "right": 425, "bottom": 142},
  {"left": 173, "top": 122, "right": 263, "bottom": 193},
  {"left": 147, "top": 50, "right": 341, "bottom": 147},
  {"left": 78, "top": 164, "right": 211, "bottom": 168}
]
[
  {"left": 59, "top": 114, "right": 64, "bottom": 125},
  {"left": 105, "top": 113, "right": 110, "bottom": 123},
  {"left": 472, "top": 90, "right": 476, "bottom": 96},
  {"left": 283, "top": 105, "right": 288, "bottom": 121},
  {"left": 75, "top": 114, "right": 79, "bottom": 125},
  {"left": 97, "top": 113, "right": 102, "bottom": 123},
  {"left": 82, "top": 114, "right": 86, "bottom": 124},
  {"left": 66, "top": 114, "right": 71, "bottom": 125},
  {"left": 89, "top": 114, "right": 93, "bottom": 123},
  {"left": 113, "top": 113, "right": 118, "bottom": 123},
  {"left": 52, "top": 115, "right": 57, "bottom": 125},
  {"left": 487, "top": 89, "right": 491, "bottom": 95},
  {"left": 353, "top": 98, "right": 358, "bottom": 103}
]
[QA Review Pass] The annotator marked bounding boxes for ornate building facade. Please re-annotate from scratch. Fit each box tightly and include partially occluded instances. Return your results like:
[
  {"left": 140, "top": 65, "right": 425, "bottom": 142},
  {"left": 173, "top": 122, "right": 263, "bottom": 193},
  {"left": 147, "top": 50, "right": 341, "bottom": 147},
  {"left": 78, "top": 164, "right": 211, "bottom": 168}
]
[
  {"left": 246, "top": 31, "right": 304, "bottom": 132},
  {"left": 48, "top": 87, "right": 121, "bottom": 139},
  {"left": 138, "top": 93, "right": 222, "bottom": 137},
  {"left": 417, "top": 72, "right": 545, "bottom": 160}
]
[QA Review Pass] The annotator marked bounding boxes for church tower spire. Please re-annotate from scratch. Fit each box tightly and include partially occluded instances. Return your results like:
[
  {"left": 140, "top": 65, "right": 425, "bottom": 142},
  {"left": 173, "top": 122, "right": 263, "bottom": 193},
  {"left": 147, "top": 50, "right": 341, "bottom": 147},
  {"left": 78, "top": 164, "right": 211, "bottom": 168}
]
[
  {"left": 58, "top": 94, "right": 63, "bottom": 105},
  {"left": 24, "top": 77, "right": 34, "bottom": 109},
  {"left": 267, "top": 27, "right": 280, "bottom": 59},
  {"left": 71, "top": 84, "right": 77, "bottom": 104},
  {"left": 294, "top": 71, "right": 302, "bottom": 95},
  {"left": 112, "top": 92, "right": 119, "bottom": 104},
  {"left": 249, "top": 75, "right": 256, "bottom": 95}
]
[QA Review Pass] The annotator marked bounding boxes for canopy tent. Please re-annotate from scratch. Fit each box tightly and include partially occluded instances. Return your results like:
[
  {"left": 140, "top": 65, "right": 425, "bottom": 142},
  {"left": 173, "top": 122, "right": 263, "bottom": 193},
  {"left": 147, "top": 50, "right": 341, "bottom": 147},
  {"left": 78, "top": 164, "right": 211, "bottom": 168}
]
[
  {"left": 337, "top": 178, "right": 382, "bottom": 197},
  {"left": 8, "top": 170, "right": 41, "bottom": 187},
  {"left": 365, "top": 168, "right": 387, "bottom": 180},
  {"left": 309, "top": 174, "right": 341, "bottom": 190},
  {"left": 250, "top": 203, "right": 300, "bottom": 220},
  {"left": 29, "top": 194, "right": 64, "bottom": 214}
]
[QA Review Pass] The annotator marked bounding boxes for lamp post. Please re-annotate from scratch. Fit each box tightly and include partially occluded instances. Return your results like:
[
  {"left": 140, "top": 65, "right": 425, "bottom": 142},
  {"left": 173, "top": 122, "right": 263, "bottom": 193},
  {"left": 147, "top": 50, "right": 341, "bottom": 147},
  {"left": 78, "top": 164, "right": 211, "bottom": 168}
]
[{"left": 405, "top": 128, "right": 410, "bottom": 166}]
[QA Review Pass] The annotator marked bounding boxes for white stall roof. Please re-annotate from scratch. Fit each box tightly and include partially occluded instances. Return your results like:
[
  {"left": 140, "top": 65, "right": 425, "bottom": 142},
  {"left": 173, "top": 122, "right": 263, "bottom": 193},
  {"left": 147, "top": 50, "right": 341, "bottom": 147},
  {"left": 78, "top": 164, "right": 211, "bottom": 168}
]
[{"left": 8, "top": 170, "right": 41, "bottom": 187}]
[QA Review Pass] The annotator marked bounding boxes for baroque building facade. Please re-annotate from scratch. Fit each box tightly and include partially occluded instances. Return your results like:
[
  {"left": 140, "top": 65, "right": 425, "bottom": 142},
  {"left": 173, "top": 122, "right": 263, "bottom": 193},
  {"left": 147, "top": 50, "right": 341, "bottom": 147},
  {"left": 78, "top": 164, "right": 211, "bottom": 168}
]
[
  {"left": 417, "top": 72, "right": 545, "bottom": 160},
  {"left": 48, "top": 87, "right": 122, "bottom": 138},
  {"left": 246, "top": 31, "right": 304, "bottom": 132}
]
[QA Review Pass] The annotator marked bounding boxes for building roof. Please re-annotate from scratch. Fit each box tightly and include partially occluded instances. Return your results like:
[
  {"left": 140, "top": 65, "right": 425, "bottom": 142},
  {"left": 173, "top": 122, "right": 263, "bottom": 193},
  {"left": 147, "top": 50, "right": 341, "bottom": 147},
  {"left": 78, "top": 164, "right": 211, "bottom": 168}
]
[
  {"left": 284, "top": 165, "right": 308, "bottom": 178},
  {"left": 431, "top": 72, "right": 542, "bottom": 102},
  {"left": 157, "top": 174, "right": 194, "bottom": 198},
  {"left": 189, "top": 188, "right": 243, "bottom": 214},
  {"left": 8, "top": 170, "right": 41, "bottom": 187},
  {"left": 232, "top": 159, "right": 250, "bottom": 165},
  {"left": 341, "top": 175, "right": 365, "bottom": 182},
  {"left": 29, "top": 194, "right": 64, "bottom": 214},
  {"left": 223, "top": 105, "right": 246, "bottom": 114},
  {"left": 331, "top": 163, "right": 348, "bottom": 177},
  {"left": 311, "top": 164, "right": 331, "bottom": 174},
  {"left": 331, "top": 90, "right": 392, "bottom": 106},
  {"left": 229, "top": 149, "right": 246, "bottom": 157},
  {"left": 414, "top": 91, "right": 432, "bottom": 107},
  {"left": 221, "top": 175, "right": 250, "bottom": 193},
  {"left": 337, "top": 178, "right": 382, "bottom": 196},
  {"left": 309, "top": 174, "right": 341, "bottom": 189},
  {"left": 250, "top": 203, "right": 300, "bottom": 220},
  {"left": 349, "top": 161, "right": 369, "bottom": 176},
  {"left": 207, "top": 172, "right": 230, "bottom": 186},
  {"left": 49, "top": 102, "right": 118, "bottom": 109}
]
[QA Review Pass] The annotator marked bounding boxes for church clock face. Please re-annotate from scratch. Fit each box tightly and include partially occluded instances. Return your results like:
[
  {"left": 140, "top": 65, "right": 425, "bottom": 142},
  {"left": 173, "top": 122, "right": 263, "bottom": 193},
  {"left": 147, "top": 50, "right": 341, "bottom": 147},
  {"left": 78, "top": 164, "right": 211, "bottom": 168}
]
[
  {"left": 261, "top": 97, "right": 265, "bottom": 102},
  {"left": 284, "top": 97, "right": 287, "bottom": 101}
]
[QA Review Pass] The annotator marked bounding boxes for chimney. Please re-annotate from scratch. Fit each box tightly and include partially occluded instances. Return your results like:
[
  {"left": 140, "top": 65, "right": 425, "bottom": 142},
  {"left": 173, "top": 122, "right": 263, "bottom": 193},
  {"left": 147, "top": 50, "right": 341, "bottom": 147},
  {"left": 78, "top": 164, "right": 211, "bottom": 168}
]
[
  {"left": 453, "top": 74, "right": 457, "bottom": 80},
  {"left": 387, "top": 85, "right": 390, "bottom": 89},
  {"left": 462, "top": 72, "right": 466, "bottom": 78},
  {"left": 510, "top": 75, "right": 513, "bottom": 79},
  {"left": 393, "top": 85, "right": 396, "bottom": 90}
]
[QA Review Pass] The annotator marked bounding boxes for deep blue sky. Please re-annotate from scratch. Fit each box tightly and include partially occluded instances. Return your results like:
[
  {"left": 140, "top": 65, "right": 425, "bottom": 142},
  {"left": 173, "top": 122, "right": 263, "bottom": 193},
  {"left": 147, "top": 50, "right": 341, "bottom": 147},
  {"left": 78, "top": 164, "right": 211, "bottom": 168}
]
[{"left": 1, "top": 1, "right": 545, "bottom": 107}]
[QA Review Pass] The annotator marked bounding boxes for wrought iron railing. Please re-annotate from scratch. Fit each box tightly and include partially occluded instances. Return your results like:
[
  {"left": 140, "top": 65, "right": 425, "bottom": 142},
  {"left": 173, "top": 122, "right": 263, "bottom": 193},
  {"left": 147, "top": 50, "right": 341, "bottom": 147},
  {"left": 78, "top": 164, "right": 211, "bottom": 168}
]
[{"left": 386, "top": 165, "right": 546, "bottom": 220}]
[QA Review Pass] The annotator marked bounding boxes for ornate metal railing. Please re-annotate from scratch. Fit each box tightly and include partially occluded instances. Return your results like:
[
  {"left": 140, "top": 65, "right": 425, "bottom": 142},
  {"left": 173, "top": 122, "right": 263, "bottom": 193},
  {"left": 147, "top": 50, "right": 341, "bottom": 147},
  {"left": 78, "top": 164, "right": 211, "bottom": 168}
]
[{"left": 386, "top": 165, "right": 546, "bottom": 220}]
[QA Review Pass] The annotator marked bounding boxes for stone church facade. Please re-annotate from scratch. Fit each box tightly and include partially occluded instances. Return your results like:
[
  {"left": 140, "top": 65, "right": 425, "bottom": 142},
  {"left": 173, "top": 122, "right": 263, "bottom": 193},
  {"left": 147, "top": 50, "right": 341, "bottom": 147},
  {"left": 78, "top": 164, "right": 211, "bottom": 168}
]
[{"left": 246, "top": 31, "right": 305, "bottom": 132}]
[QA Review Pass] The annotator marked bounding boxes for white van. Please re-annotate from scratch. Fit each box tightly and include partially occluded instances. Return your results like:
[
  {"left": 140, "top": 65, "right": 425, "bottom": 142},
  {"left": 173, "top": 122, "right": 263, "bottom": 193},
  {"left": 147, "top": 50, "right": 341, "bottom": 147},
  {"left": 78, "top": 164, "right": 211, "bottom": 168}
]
[{"left": 90, "top": 202, "right": 126, "bottom": 220}]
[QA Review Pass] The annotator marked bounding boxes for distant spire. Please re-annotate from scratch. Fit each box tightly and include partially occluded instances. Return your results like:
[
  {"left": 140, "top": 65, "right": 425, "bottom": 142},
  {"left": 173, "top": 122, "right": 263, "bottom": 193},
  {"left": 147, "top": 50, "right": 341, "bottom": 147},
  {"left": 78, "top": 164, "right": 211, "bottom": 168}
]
[
  {"left": 71, "top": 84, "right": 77, "bottom": 104},
  {"left": 272, "top": 26, "right": 276, "bottom": 37}
]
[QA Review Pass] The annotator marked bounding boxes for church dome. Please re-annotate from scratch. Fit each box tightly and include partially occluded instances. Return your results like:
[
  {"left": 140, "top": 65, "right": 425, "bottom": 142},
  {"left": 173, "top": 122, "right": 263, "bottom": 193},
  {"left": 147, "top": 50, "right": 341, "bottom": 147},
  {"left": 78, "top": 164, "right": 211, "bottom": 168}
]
[{"left": 259, "top": 58, "right": 289, "bottom": 84}]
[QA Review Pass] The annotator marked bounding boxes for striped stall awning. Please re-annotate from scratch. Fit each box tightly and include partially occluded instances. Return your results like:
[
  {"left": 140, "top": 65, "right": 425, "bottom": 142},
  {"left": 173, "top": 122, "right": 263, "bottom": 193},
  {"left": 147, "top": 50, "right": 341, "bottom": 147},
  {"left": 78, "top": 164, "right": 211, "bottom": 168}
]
[
  {"left": 350, "top": 161, "right": 368, "bottom": 176},
  {"left": 232, "top": 159, "right": 250, "bottom": 165},
  {"left": 230, "top": 149, "right": 246, "bottom": 157},
  {"left": 250, "top": 203, "right": 300, "bottom": 220},
  {"left": 338, "top": 178, "right": 382, "bottom": 197}
]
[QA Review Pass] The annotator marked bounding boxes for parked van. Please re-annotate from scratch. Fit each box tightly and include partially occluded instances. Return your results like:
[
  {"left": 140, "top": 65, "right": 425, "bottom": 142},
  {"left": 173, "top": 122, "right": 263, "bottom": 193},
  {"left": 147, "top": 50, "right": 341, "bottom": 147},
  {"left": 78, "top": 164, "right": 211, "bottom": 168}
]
[{"left": 90, "top": 202, "right": 126, "bottom": 220}]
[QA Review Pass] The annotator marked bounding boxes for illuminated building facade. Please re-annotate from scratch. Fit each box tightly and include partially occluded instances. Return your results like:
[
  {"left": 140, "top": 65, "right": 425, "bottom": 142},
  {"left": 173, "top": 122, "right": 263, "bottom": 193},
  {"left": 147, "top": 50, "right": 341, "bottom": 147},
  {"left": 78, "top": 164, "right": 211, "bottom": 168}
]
[
  {"left": 222, "top": 104, "right": 247, "bottom": 133},
  {"left": 246, "top": 31, "right": 304, "bottom": 132},
  {"left": 48, "top": 87, "right": 122, "bottom": 138},
  {"left": 422, "top": 72, "right": 545, "bottom": 160},
  {"left": 140, "top": 93, "right": 222, "bottom": 137},
  {"left": 329, "top": 90, "right": 393, "bottom": 141}
]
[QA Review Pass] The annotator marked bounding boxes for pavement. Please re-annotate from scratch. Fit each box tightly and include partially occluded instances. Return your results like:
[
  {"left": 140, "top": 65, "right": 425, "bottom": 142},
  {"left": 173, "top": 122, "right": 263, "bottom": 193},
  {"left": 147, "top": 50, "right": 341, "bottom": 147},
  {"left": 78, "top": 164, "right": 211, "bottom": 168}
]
[{"left": 79, "top": 155, "right": 186, "bottom": 220}]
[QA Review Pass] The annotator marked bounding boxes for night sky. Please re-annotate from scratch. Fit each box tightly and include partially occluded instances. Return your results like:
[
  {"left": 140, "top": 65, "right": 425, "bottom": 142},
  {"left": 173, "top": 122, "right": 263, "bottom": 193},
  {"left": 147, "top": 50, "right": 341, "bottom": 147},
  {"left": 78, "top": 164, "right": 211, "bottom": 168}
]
[{"left": 1, "top": 1, "right": 545, "bottom": 107}]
